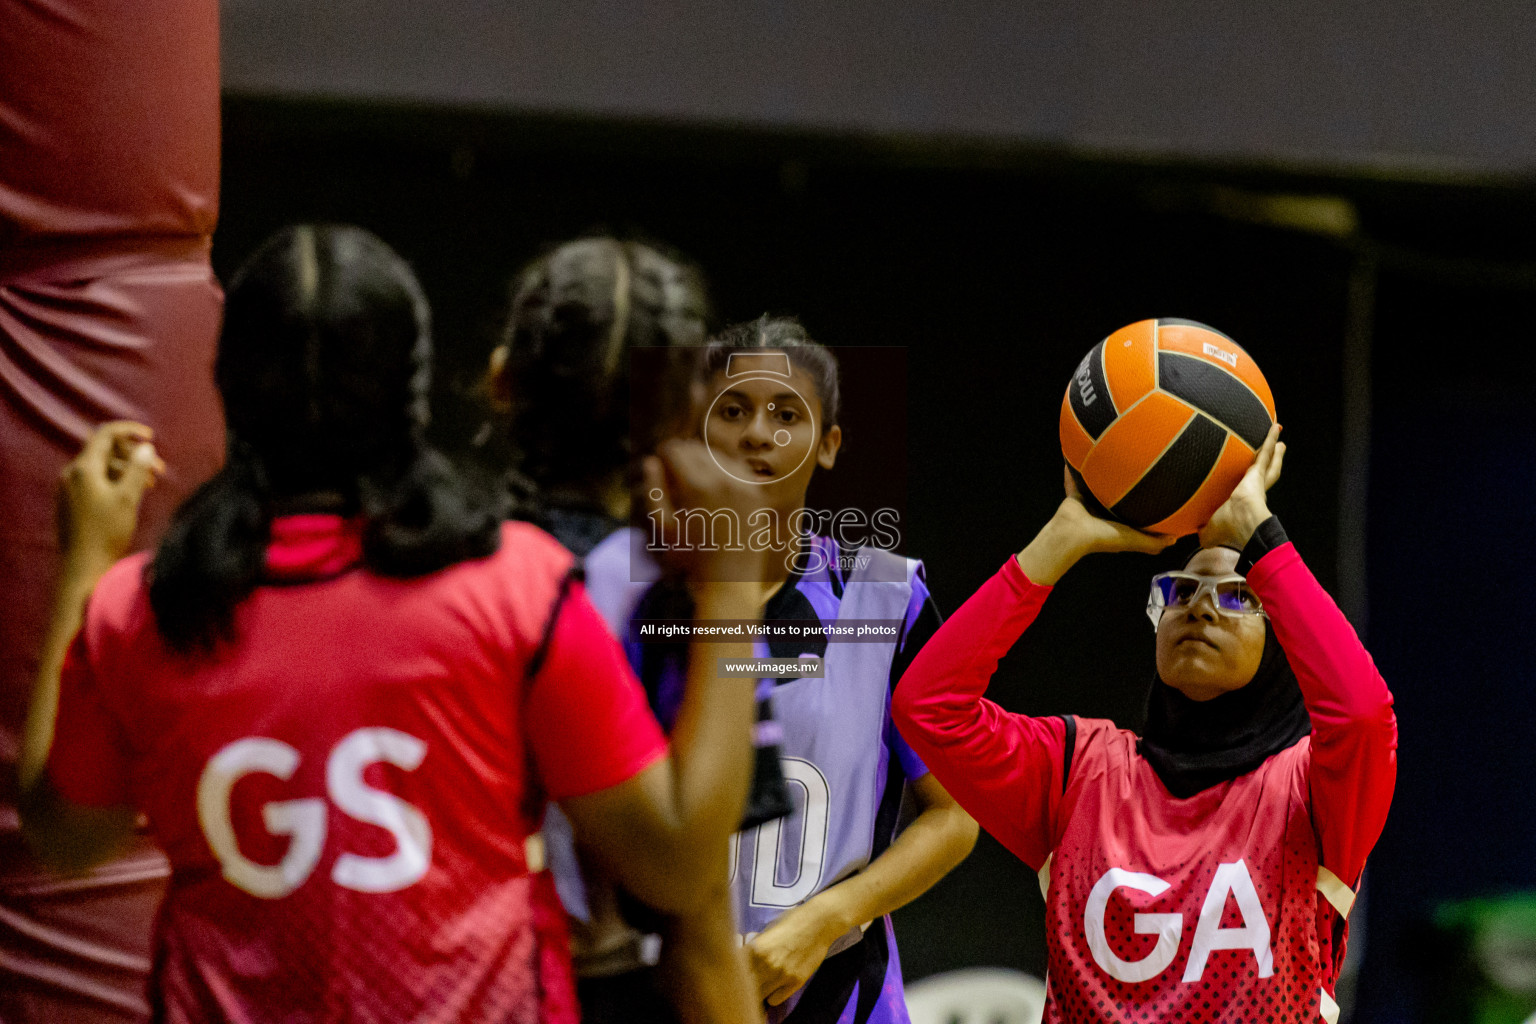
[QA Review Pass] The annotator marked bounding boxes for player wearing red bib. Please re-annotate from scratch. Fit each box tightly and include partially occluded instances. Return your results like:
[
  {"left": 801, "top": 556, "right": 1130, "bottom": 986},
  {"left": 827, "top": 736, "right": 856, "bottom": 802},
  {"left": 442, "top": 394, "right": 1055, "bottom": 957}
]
[
  {"left": 17, "top": 225, "right": 768, "bottom": 1023},
  {"left": 893, "top": 427, "right": 1396, "bottom": 1024}
]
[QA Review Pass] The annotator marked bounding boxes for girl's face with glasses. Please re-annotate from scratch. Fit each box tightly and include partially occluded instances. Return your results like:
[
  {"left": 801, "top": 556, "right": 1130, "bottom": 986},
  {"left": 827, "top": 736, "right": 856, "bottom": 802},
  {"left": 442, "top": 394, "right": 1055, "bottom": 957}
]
[{"left": 1153, "top": 547, "right": 1267, "bottom": 702}]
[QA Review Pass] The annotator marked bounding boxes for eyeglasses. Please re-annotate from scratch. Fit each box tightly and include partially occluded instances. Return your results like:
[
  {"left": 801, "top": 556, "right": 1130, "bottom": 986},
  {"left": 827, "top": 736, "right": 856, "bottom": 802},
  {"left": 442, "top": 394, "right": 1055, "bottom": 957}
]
[{"left": 1146, "top": 572, "right": 1264, "bottom": 628}]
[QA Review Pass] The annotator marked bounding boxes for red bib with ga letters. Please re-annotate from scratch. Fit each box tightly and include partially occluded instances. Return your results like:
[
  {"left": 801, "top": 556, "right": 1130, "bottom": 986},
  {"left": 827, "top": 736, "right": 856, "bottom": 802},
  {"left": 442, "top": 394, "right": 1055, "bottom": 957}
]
[{"left": 1039, "top": 719, "right": 1348, "bottom": 1024}]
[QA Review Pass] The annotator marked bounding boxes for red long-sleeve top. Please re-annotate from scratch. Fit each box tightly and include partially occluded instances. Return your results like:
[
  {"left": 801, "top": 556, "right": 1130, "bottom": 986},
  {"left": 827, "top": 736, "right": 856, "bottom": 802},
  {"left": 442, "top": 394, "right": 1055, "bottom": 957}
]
[{"left": 892, "top": 539, "right": 1396, "bottom": 1024}]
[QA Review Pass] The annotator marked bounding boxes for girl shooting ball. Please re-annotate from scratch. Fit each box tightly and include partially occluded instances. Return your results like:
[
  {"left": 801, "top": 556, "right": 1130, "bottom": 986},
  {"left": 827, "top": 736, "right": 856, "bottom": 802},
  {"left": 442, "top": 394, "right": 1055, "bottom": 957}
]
[{"left": 892, "top": 426, "right": 1396, "bottom": 1023}]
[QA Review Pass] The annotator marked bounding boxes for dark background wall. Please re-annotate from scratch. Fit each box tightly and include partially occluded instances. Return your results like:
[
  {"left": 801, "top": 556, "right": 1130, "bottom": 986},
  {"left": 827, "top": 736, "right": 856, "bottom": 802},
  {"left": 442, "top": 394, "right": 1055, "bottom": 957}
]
[
  {"left": 218, "top": 95, "right": 1536, "bottom": 1023},
  {"left": 1360, "top": 269, "right": 1536, "bottom": 1022},
  {"left": 220, "top": 0, "right": 1536, "bottom": 174}
]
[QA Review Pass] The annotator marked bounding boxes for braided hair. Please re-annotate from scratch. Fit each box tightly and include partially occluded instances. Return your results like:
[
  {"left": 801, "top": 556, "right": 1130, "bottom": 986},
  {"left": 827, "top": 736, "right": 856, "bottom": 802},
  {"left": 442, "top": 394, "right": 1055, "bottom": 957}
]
[
  {"left": 498, "top": 237, "right": 711, "bottom": 490},
  {"left": 148, "top": 224, "right": 505, "bottom": 651}
]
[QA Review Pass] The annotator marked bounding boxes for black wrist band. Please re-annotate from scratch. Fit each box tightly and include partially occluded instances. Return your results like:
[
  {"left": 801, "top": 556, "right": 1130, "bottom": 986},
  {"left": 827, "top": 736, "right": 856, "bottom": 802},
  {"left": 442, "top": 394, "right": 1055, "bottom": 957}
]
[{"left": 1238, "top": 515, "right": 1288, "bottom": 576}]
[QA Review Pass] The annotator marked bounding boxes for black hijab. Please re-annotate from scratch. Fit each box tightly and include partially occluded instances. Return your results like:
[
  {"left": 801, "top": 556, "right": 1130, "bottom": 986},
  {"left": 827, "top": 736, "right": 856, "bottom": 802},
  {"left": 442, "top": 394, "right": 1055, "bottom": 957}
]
[{"left": 1137, "top": 568, "right": 1312, "bottom": 800}]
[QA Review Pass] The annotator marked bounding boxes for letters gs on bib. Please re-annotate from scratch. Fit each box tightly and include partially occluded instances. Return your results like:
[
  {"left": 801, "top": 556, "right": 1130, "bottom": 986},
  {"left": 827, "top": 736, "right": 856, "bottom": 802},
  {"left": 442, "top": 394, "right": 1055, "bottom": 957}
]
[
  {"left": 196, "top": 728, "right": 432, "bottom": 899},
  {"left": 1084, "top": 861, "right": 1274, "bottom": 985}
]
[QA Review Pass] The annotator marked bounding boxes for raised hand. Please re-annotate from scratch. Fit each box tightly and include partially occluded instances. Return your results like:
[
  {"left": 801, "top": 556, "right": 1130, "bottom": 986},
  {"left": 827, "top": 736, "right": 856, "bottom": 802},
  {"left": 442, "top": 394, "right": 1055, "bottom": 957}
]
[
  {"left": 20, "top": 422, "right": 164, "bottom": 805},
  {"left": 1058, "top": 467, "right": 1179, "bottom": 556},
  {"left": 56, "top": 421, "right": 164, "bottom": 572},
  {"left": 1197, "top": 423, "right": 1285, "bottom": 552}
]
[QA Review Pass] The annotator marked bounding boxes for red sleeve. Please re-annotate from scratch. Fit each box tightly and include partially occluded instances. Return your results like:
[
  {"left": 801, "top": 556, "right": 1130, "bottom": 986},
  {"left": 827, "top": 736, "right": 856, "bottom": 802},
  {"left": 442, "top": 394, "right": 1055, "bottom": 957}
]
[
  {"left": 525, "top": 582, "right": 669, "bottom": 802},
  {"left": 47, "top": 628, "right": 133, "bottom": 808},
  {"left": 892, "top": 556, "right": 1067, "bottom": 871},
  {"left": 1247, "top": 542, "right": 1397, "bottom": 887}
]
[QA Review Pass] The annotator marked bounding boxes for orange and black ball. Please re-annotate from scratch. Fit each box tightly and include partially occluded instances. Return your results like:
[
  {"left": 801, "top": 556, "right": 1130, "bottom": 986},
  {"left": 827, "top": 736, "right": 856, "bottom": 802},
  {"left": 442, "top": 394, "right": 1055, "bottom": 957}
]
[{"left": 1059, "top": 319, "right": 1276, "bottom": 538}]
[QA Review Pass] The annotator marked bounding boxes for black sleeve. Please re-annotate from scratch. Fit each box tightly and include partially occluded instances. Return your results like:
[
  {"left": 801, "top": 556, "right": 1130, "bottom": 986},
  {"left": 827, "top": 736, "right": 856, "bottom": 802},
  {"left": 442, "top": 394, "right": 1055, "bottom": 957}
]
[
  {"left": 1058, "top": 714, "right": 1077, "bottom": 795},
  {"left": 1238, "top": 515, "right": 1290, "bottom": 576}
]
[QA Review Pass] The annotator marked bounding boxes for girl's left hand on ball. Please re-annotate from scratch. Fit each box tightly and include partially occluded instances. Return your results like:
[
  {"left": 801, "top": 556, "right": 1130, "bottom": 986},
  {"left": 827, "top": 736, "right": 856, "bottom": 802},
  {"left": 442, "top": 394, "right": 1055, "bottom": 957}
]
[{"left": 1198, "top": 423, "right": 1285, "bottom": 551}]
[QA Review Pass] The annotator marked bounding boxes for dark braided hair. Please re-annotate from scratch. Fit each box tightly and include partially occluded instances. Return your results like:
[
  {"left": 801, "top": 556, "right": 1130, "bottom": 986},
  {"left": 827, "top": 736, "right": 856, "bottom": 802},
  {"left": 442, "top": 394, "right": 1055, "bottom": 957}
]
[
  {"left": 148, "top": 224, "right": 506, "bottom": 652},
  {"left": 499, "top": 237, "right": 710, "bottom": 490}
]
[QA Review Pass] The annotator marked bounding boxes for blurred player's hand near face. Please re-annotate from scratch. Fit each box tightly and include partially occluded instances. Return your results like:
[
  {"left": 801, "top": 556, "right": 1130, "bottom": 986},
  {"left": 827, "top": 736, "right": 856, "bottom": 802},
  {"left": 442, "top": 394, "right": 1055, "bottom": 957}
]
[{"left": 642, "top": 437, "right": 776, "bottom": 592}]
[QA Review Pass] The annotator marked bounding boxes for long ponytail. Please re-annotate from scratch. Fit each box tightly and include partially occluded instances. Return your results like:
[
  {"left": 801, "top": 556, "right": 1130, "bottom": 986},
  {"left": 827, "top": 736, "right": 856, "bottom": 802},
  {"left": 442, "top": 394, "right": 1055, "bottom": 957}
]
[
  {"left": 360, "top": 443, "right": 505, "bottom": 577},
  {"left": 148, "top": 443, "right": 272, "bottom": 650}
]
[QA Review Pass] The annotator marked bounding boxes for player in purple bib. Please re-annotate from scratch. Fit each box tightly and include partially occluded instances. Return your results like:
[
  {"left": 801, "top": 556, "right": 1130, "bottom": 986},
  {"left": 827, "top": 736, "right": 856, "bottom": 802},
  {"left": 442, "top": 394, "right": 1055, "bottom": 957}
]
[{"left": 586, "top": 317, "right": 978, "bottom": 1023}]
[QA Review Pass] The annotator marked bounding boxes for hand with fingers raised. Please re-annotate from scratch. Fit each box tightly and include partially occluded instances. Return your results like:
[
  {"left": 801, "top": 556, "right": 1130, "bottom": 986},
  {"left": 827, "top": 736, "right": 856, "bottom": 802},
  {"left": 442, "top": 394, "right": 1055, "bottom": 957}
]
[{"left": 57, "top": 421, "right": 165, "bottom": 575}]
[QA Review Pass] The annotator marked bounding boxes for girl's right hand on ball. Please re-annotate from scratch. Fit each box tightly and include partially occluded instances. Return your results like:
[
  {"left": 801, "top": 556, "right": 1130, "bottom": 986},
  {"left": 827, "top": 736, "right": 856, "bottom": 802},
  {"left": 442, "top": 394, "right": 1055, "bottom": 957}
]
[
  {"left": 1058, "top": 466, "right": 1174, "bottom": 556},
  {"left": 1016, "top": 466, "right": 1174, "bottom": 585}
]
